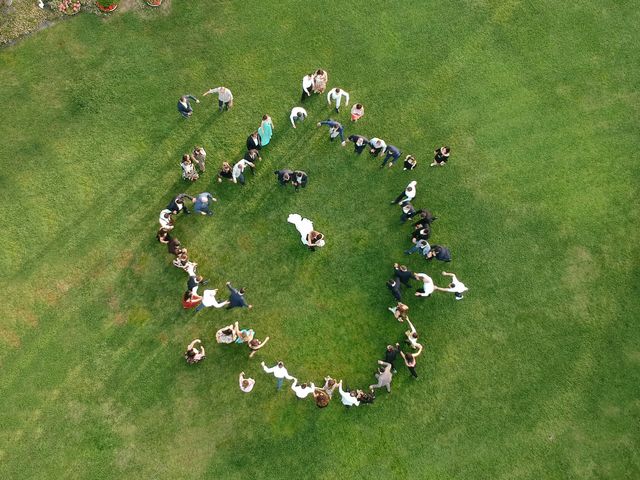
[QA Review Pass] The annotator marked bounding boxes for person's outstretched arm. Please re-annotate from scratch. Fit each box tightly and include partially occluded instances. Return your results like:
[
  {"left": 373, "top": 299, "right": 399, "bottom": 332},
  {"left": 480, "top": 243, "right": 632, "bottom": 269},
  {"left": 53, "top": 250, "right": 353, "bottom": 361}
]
[
  {"left": 187, "top": 339, "right": 201, "bottom": 350},
  {"left": 261, "top": 362, "right": 275, "bottom": 374},
  {"left": 343, "top": 91, "right": 350, "bottom": 105},
  {"left": 326, "top": 90, "right": 333, "bottom": 104},
  {"left": 413, "top": 344, "right": 424, "bottom": 357},
  {"left": 406, "top": 318, "right": 417, "bottom": 335}
]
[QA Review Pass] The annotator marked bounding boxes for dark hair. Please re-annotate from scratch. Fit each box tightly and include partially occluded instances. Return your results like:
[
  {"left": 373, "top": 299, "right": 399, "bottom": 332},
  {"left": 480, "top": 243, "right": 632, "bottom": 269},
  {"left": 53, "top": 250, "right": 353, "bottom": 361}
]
[
  {"left": 182, "top": 154, "right": 190, "bottom": 162},
  {"left": 405, "top": 353, "right": 414, "bottom": 362},
  {"left": 335, "top": 88, "right": 340, "bottom": 93},
  {"left": 183, "top": 291, "right": 191, "bottom": 301},
  {"left": 249, "top": 339, "right": 260, "bottom": 348},
  {"left": 277, "top": 361, "right": 284, "bottom": 367},
  {"left": 356, "top": 103, "right": 362, "bottom": 109},
  {"left": 239, "top": 287, "right": 246, "bottom": 294},
  {"left": 316, "top": 69, "right": 323, "bottom": 75},
  {"left": 443, "top": 146, "right": 450, "bottom": 153},
  {"left": 186, "top": 349, "right": 195, "bottom": 358},
  {"left": 262, "top": 114, "right": 268, "bottom": 120}
]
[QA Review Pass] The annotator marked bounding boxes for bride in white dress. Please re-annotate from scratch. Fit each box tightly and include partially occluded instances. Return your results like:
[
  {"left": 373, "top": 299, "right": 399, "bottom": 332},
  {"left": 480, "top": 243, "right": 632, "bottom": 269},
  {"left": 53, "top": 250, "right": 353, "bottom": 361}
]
[{"left": 287, "top": 214, "right": 325, "bottom": 249}]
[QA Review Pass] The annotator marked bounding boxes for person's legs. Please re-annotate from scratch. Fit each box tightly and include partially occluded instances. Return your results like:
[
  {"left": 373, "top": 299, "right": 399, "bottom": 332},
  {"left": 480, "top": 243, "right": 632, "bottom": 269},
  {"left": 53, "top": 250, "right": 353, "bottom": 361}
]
[
  {"left": 194, "top": 302, "right": 206, "bottom": 312},
  {"left": 238, "top": 173, "right": 245, "bottom": 185},
  {"left": 392, "top": 193, "right": 406, "bottom": 204},
  {"left": 338, "top": 128, "right": 345, "bottom": 142},
  {"left": 355, "top": 145, "right": 365, "bottom": 154},
  {"left": 276, "top": 377, "right": 284, "bottom": 390},
  {"left": 404, "top": 244, "right": 420, "bottom": 255},
  {"left": 218, "top": 99, "right": 224, "bottom": 111},
  {"left": 381, "top": 152, "right": 392, "bottom": 167},
  {"left": 408, "top": 366, "right": 418, "bottom": 378},
  {"left": 389, "top": 152, "right": 401, "bottom": 166}
]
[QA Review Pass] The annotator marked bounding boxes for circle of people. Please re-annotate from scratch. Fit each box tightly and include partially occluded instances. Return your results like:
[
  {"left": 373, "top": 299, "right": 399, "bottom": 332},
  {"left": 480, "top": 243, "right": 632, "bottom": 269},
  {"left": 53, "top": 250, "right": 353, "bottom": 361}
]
[{"left": 165, "top": 69, "right": 468, "bottom": 408}]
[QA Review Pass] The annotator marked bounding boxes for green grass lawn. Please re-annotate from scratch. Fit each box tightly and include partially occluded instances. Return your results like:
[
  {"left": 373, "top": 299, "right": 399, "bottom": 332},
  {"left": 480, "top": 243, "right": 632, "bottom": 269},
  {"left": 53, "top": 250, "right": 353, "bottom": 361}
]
[{"left": 1, "top": 1, "right": 638, "bottom": 478}]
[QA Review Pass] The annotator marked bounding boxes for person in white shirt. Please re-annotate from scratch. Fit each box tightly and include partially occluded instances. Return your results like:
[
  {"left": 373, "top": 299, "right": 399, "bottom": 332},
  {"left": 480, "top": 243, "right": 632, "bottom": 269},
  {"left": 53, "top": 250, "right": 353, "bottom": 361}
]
[
  {"left": 290, "top": 107, "right": 307, "bottom": 128},
  {"left": 239, "top": 372, "right": 255, "bottom": 393},
  {"left": 337, "top": 380, "right": 360, "bottom": 407},
  {"left": 232, "top": 158, "right": 255, "bottom": 185},
  {"left": 159, "top": 209, "right": 174, "bottom": 230},
  {"left": 184, "top": 339, "right": 205, "bottom": 364},
  {"left": 326, "top": 87, "right": 350, "bottom": 113},
  {"left": 435, "top": 271, "right": 469, "bottom": 300},
  {"left": 414, "top": 272, "right": 435, "bottom": 297},
  {"left": 202, "top": 86, "right": 233, "bottom": 111},
  {"left": 404, "top": 318, "right": 422, "bottom": 350},
  {"left": 261, "top": 361, "right": 293, "bottom": 390},
  {"left": 391, "top": 180, "right": 417, "bottom": 205},
  {"left": 290, "top": 378, "right": 316, "bottom": 399},
  {"left": 301, "top": 73, "right": 314, "bottom": 102},
  {"left": 369, "top": 137, "right": 387, "bottom": 156},
  {"left": 194, "top": 289, "right": 230, "bottom": 312}
]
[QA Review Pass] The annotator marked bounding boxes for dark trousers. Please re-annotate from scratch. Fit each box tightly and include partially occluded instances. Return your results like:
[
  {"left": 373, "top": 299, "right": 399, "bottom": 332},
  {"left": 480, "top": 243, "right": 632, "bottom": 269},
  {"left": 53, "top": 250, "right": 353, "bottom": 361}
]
[
  {"left": 218, "top": 100, "right": 230, "bottom": 111},
  {"left": 408, "top": 366, "right": 418, "bottom": 378},
  {"left": 354, "top": 144, "right": 366, "bottom": 154},
  {"left": 393, "top": 192, "right": 408, "bottom": 204},
  {"left": 301, "top": 90, "right": 311, "bottom": 102},
  {"left": 370, "top": 147, "right": 384, "bottom": 156},
  {"left": 381, "top": 152, "right": 401, "bottom": 167}
]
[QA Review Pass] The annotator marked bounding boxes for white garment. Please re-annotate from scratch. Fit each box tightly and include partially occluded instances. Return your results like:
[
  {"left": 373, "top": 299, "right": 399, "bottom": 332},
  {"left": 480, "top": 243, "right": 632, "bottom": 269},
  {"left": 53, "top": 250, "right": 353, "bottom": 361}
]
[
  {"left": 262, "top": 363, "right": 292, "bottom": 379},
  {"left": 201, "top": 289, "right": 227, "bottom": 308},
  {"left": 443, "top": 275, "right": 468, "bottom": 294},
  {"left": 338, "top": 385, "right": 360, "bottom": 406},
  {"left": 369, "top": 137, "right": 387, "bottom": 153},
  {"left": 206, "top": 87, "right": 233, "bottom": 103},
  {"left": 232, "top": 159, "right": 251, "bottom": 180},
  {"left": 405, "top": 181, "right": 417, "bottom": 201},
  {"left": 327, "top": 88, "right": 350, "bottom": 108},
  {"left": 302, "top": 75, "right": 314, "bottom": 95},
  {"left": 159, "top": 209, "right": 173, "bottom": 229},
  {"left": 415, "top": 273, "right": 435, "bottom": 296},
  {"left": 287, "top": 213, "right": 314, "bottom": 245},
  {"left": 291, "top": 380, "right": 316, "bottom": 399},
  {"left": 290, "top": 107, "right": 307, "bottom": 127}
]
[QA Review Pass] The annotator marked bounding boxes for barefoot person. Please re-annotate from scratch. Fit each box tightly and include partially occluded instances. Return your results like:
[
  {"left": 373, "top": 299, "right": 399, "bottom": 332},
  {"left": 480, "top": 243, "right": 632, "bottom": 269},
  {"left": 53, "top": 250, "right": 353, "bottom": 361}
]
[{"left": 287, "top": 214, "right": 325, "bottom": 250}]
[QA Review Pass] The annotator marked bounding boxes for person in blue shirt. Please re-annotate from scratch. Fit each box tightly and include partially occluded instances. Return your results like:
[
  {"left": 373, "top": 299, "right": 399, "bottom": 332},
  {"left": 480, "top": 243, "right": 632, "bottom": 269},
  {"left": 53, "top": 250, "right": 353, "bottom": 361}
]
[
  {"left": 316, "top": 119, "right": 345, "bottom": 144},
  {"left": 193, "top": 192, "right": 216, "bottom": 216},
  {"left": 226, "top": 282, "right": 252, "bottom": 309},
  {"left": 177, "top": 95, "right": 199, "bottom": 118},
  {"left": 347, "top": 134, "right": 369, "bottom": 154},
  {"left": 380, "top": 145, "right": 402, "bottom": 168}
]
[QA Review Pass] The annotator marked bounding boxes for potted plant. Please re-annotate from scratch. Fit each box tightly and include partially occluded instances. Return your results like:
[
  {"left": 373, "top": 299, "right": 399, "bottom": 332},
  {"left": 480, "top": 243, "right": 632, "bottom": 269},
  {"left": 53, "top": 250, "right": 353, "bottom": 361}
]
[
  {"left": 58, "top": 0, "right": 81, "bottom": 14},
  {"left": 145, "top": 0, "right": 162, "bottom": 6},
  {"left": 96, "top": 0, "right": 118, "bottom": 12}
]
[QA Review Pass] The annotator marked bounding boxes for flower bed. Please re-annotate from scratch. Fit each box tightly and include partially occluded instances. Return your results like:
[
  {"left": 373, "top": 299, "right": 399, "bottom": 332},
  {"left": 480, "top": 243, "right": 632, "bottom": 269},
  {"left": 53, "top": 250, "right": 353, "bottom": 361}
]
[{"left": 58, "top": 0, "right": 81, "bottom": 14}]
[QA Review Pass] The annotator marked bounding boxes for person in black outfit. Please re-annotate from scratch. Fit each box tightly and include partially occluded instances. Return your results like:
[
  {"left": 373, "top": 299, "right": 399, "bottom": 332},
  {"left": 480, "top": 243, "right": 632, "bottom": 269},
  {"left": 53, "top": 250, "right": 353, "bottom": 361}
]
[
  {"left": 274, "top": 169, "right": 294, "bottom": 186},
  {"left": 187, "top": 274, "right": 208, "bottom": 293},
  {"left": 292, "top": 171, "right": 308, "bottom": 191},
  {"left": 226, "top": 282, "right": 252, "bottom": 309},
  {"left": 412, "top": 225, "right": 431, "bottom": 243},
  {"left": 431, "top": 146, "right": 450, "bottom": 166},
  {"left": 387, "top": 278, "right": 402, "bottom": 301},
  {"left": 157, "top": 228, "right": 171, "bottom": 244},
  {"left": 166, "top": 193, "right": 194, "bottom": 215},
  {"left": 244, "top": 149, "right": 262, "bottom": 163},
  {"left": 426, "top": 244, "right": 451, "bottom": 262},
  {"left": 384, "top": 344, "right": 401, "bottom": 373},
  {"left": 413, "top": 209, "right": 437, "bottom": 227},
  {"left": 346, "top": 135, "right": 369, "bottom": 154},
  {"left": 246, "top": 131, "right": 262, "bottom": 151},
  {"left": 400, "top": 203, "right": 417, "bottom": 223},
  {"left": 393, "top": 263, "right": 414, "bottom": 286}
]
